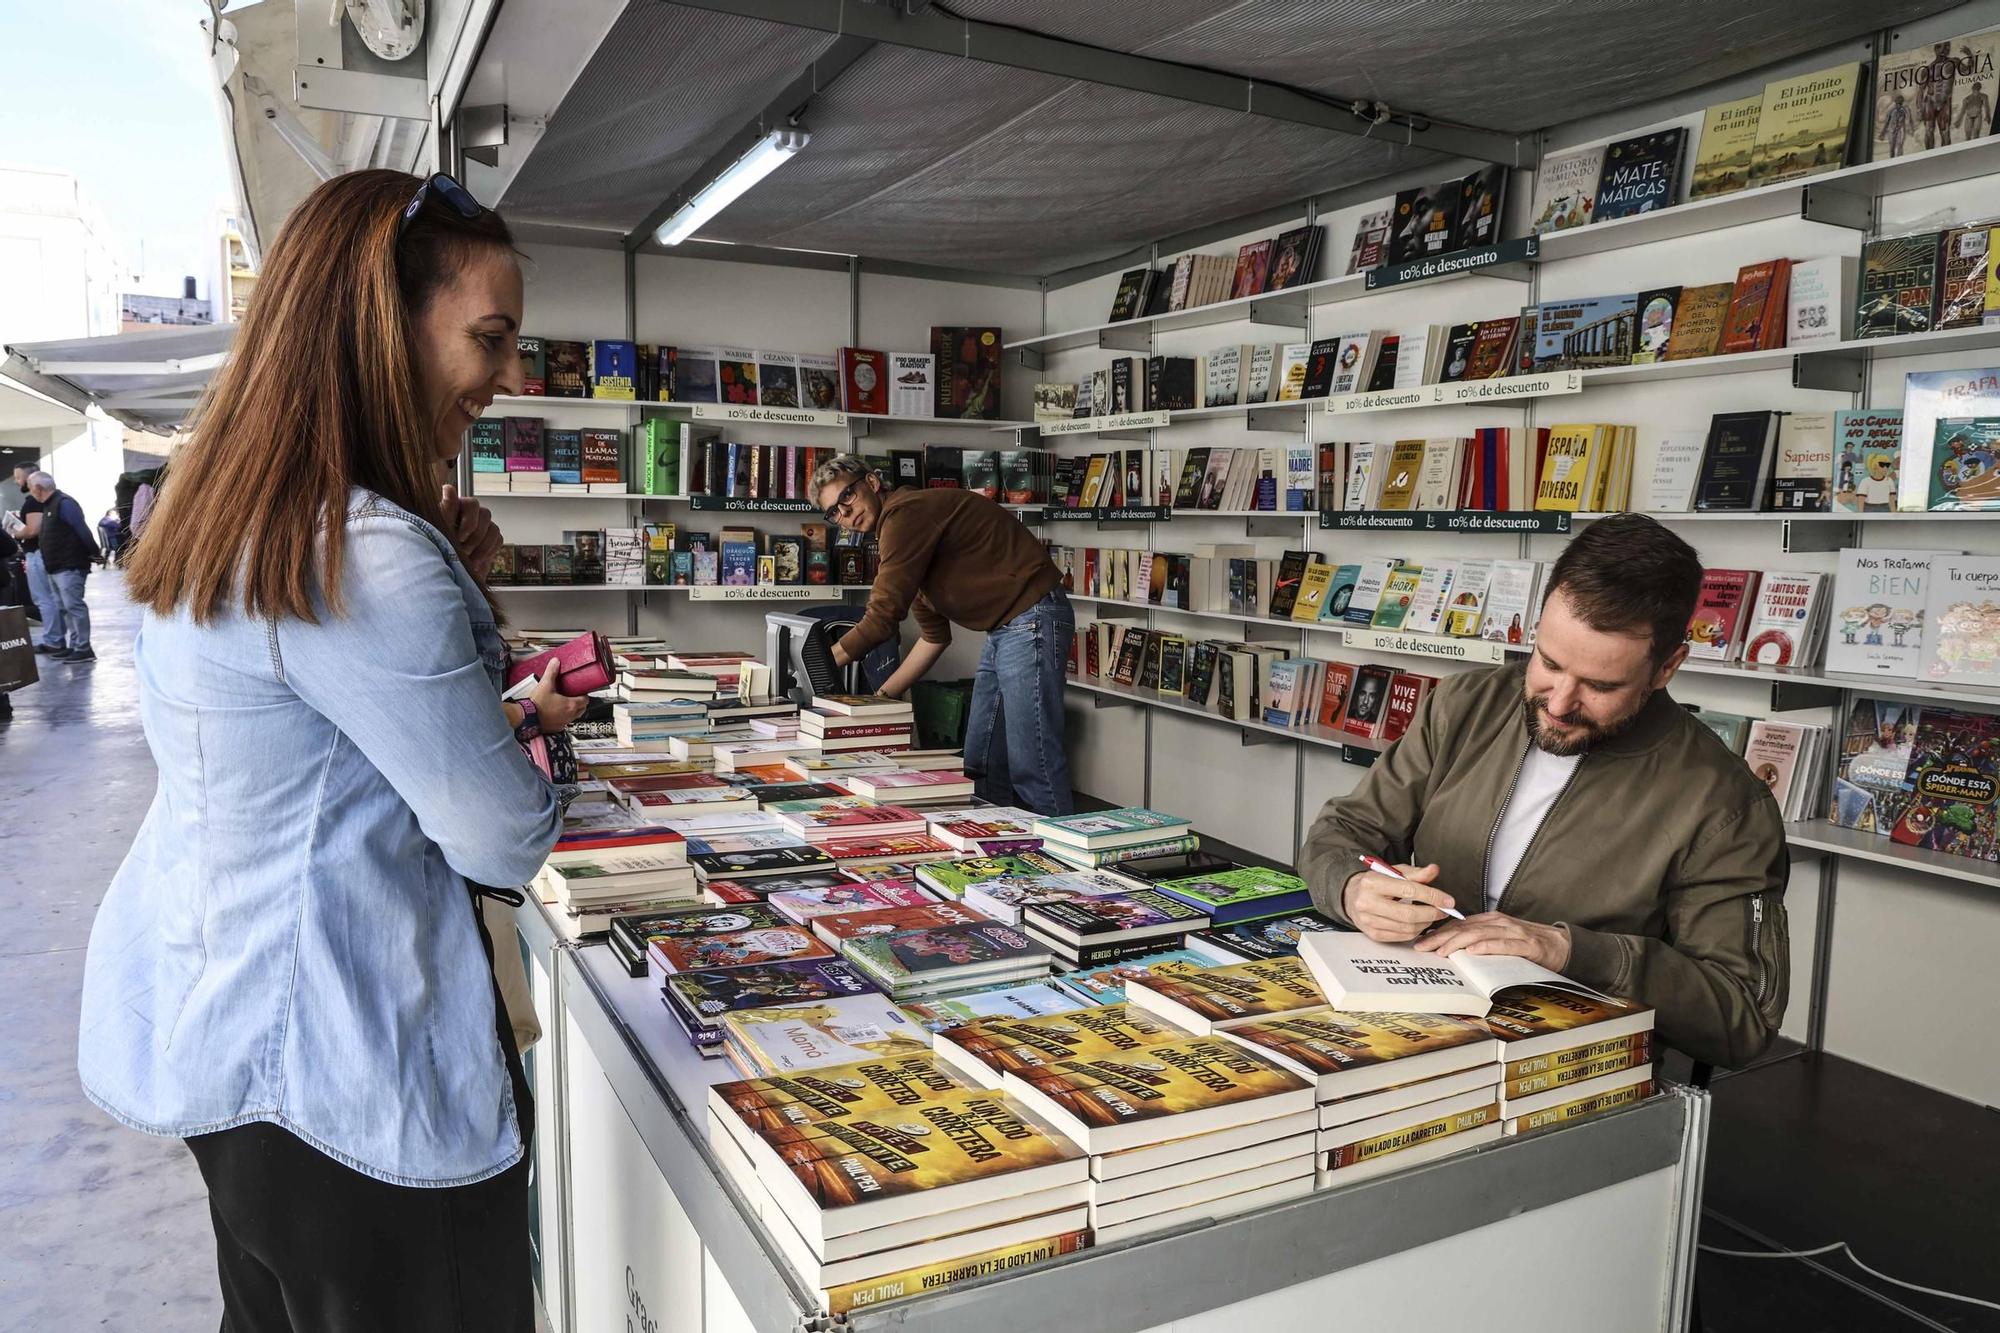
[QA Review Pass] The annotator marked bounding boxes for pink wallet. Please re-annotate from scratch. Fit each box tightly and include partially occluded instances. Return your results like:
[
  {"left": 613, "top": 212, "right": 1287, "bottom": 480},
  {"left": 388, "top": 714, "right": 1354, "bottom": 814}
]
[{"left": 505, "top": 631, "right": 614, "bottom": 697}]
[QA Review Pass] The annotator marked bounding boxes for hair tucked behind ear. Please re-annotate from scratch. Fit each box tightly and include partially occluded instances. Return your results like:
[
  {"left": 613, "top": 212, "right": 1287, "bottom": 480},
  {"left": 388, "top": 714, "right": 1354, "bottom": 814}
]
[{"left": 126, "top": 169, "right": 515, "bottom": 623}]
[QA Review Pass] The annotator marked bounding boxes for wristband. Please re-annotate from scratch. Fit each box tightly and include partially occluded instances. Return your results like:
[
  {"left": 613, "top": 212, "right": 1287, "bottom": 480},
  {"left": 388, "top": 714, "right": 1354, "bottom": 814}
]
[{"left": 514, "top": 699, "right": 542, "bottom": 742}]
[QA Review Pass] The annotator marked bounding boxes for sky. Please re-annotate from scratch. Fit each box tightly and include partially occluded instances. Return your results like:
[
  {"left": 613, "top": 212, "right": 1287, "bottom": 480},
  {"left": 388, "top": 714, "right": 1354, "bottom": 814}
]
[{"left": 0, "top": 0, "right": 235, "bottom": 297}]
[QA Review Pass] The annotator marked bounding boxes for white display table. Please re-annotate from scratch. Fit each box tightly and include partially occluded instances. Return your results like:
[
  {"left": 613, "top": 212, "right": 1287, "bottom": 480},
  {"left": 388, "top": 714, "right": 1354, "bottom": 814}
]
[{"left": 516, "top": 900, "right": 1707, "bottom": 1333}]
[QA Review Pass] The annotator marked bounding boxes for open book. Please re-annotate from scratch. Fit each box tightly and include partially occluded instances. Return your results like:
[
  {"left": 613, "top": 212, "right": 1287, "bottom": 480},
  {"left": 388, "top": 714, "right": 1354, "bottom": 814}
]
[{"left": 1299, "top": 930, "right": 1610, "bottom": 1017}]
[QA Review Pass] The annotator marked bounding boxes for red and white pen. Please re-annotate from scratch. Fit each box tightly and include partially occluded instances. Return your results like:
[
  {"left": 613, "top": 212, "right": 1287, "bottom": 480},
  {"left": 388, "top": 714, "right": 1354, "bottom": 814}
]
[{"left": 1359, "top": 855, "right": 1467, "bottom": 921}]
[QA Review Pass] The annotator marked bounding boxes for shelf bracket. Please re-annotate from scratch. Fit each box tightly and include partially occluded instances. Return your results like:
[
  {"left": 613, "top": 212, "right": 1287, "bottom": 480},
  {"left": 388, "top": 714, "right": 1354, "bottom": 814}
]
[
  {"left": 1011, "top": 346, "right": 1045, "bottom": 372},
  {"left": 1780, "top": 518, "right": 1857, "bottom": 553},
  {"left": 1339, "top": 744, "right": 1380, "bottom": 768},
  {"left": 1771, "top": 680, "right": 1841, "bottom": 712},
  {"left": 1792, "top": 350, "right": 1865, "bottom": 394},
  {"left": 1240, "top": 728, "right": 1289, "bottom": 747},
  {"left": 1091, "top": 693, "right": 1140, "bottom": 710},
  {"left": 1798, "top": 183, "right": 1875, "bottom": 232},
  {"left": 1247, "top": 404, "right": 1310, "bottom": 432},
  {"left": 1097, "top": 324, "right": 1152, "bottom": 354},
  {"left": 1246, "top": 515, "right": 1306, "bottom": 538},
  {"left": 1241, "top": 622, "right": 1303, "bottom": 644},
  {"left": 1243, "top": 296, "right": 1310, "bottom": 333}
]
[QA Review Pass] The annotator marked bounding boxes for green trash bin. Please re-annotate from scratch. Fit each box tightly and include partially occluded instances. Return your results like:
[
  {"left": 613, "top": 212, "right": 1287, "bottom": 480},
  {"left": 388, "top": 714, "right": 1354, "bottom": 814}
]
[{"left": 912, "top": 678, "right": 975, "bottom": 751}]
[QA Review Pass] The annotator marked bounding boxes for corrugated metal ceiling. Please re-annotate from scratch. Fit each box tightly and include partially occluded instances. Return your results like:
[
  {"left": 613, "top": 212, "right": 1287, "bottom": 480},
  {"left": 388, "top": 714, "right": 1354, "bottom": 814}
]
[{"left": 498, "top": 0, "right": 1963, "bottom": 275}]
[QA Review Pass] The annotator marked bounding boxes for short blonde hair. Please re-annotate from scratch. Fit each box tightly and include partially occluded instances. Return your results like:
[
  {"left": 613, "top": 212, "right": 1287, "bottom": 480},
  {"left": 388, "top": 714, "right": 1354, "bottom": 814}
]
[{"left": 810, "top": 453, "right": 875, "bottom": 496}]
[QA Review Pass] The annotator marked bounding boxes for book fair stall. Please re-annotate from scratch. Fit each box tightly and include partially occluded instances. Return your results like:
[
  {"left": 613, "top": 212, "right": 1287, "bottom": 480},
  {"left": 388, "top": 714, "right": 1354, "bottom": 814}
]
[{"left": 25, "top": 2, "right": 1991, "bottom": 1329}]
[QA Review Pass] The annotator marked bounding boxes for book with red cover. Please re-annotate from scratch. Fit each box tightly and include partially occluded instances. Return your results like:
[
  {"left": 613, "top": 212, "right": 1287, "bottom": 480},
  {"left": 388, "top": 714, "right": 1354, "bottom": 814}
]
[
  {"left": 607, "top": 771, "right": 738, "bottom": 794},
  {"left": 838, "top": 347, "right": 889, "bottom": 414},
  {"left": 647, "top": 924, "right": 835, "bottom": 975},
  {"left": 1684, "top": 569, "right": 1762, "bottom": 661},
  {"left": 810, "top": 900, "right": 987, "bottom": 947},
  {"left": 1720, "top": 259, "right": 1792, "bottom": 354},
  {"left": 776, "top": 804, "right": 931, "bottom": 843},
  {"left": 551, "top": 826, "right": 687, "bottom": 856},
  {"left": 1316, "top": 661, "right": 1357, "bottom": 730},
  {"left": 1464, "top": 319, "right": 1519, "bottom": 380},
  {"left": 1232, "top": 240, "right": 1274, "bottom": 300},
  {"left": 819, "top": 833, "right": 960, "bottom": 864},
  {"left": 1379, "top": 672, "right": 1436, "bottom": 745}
]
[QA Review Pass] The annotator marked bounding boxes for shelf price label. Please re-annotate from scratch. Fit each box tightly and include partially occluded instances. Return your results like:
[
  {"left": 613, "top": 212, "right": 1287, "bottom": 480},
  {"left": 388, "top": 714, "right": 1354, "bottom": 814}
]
[
  {"left": 1037, "top": 411, "right": 1170, "bottom": 436},
  {"left": 687, "top": 585, "right": 852, "bottom": 601},
  {"left": 687, "top": 495, "right": 820, "bottom": 513},
  {"left": 1323, "top": 370, "right": 1582, "bottom": 416},
  {"left": 1319, "top": 509, "right": 1573, "bottom": 533},
  {"left": 1343, "top": 628, "right": 1505, "bottom": 664},
  {"left": 688, "top": 403, "right": 848, "bottom": 428},
  {"left": 1363, "top": 234, "right": 1540, "bottom": 290},
  {"left": 1038, "top": 505, "right": 1172, "bottom": 523}
]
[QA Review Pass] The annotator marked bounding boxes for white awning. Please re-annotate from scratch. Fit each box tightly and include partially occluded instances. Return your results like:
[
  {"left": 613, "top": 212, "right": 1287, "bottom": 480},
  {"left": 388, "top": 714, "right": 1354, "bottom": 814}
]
[
  {"left": 2, "top": 324, "right": 235, "bottom": 434},
  {"left": 0, "top": 374, "right": 86, "bottom": 432}
]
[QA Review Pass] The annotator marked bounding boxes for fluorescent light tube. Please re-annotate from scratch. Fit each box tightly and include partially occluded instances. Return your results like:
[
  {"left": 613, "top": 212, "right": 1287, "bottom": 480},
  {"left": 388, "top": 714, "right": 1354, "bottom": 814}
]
[{"left": 655, "top": 128, "right": 810, "bottom": 246}]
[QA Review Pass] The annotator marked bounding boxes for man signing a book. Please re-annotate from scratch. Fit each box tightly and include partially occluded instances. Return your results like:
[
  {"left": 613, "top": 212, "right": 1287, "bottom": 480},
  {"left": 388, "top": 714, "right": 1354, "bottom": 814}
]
[
  {"left": 1298, "top": 515, "right": 1789, "bottom": 1068},
  {"left": 814, "top": 454, "right": 1075, "bottom": 815}
]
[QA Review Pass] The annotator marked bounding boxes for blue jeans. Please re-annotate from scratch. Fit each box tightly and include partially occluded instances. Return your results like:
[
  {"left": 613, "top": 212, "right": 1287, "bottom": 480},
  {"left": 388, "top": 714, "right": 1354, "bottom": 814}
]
[
  {"left": 26, "top": 550, "right": 57, "bottom": 645},
  {"left": 963, "top": 589, "right": 1074, "bottom": 815},
  {"left": 46, "top": 567, "right": 89, "bottom": 650}
]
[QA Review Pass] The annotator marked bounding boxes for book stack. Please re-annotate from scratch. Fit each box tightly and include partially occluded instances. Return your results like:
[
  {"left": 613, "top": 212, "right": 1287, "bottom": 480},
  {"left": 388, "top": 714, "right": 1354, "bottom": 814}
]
[
  {"left": 1480, "top": 987, "right": 1658, "bottom": 1136},
  {"left": 841, "top": 768, "right": 975, "bottom": 805},
  {"left": 1018, "top": 888, "right": 1211, "bottom": 968},
  {"left": 1030, "top": 808, "right": 1200, "bottom": 870},
  {"left": 1186, "top": 910, "right": 1341, "bottom": 964},
  {"left": 609, "top": 900, "right": 788, "bottom": 976},
  {"left": 922, "top": 805, "right": 1045, "bottom": 854},
  {"left": 840, "top": 918, "right": 1054, "bottom": 1002},
  {"left": 1742, "top": 718, "right": 1833, "bottom": 821},
  {"left": 997, "top": 1028, "right": 1318, "bottom": 1244},
  {"left": 613, "top": 700, "right": 711, "bottom": 745},
  {"left": 765, "top": 879, "right": 938, "bottom": 925},
  {"left": 1148, "top": 867, "right": 1313, "bottom": 926},
  {"left": 771, "top": 800, "right": 931, "bottom": 843},
  {"left": 959, "top": 868, "right": 1143, "bottom": 926},
  {"left": 798, "top": 695, "right": 916, "bottom": 755},
  {"left": 896, "top": 983, "right": 1089, "bottom": 1032},
  {"left": 1052, "top": 948, "right": 1216, "bottom": 1005},
  {"left": 1297, "top": 932, "right": 1659, "bottom": 1180},
  {"left": 662, "top": 958, "right": 878, "bottom": 1054},
  {"left": 1122, "top": 955, "right": 1329, "bottom": 1035},
  {"left": 910, "top": 850, "right": 1073, "bottom": 900},
  {"left": 718, "top": 992, "right": 934, "bottom": 1077},
  {"left": 537, "top": 825, "right": 693, "bottom": 938},
  {"left": 706, "top": 1065, "right": 1090, "bottom": 1316}
]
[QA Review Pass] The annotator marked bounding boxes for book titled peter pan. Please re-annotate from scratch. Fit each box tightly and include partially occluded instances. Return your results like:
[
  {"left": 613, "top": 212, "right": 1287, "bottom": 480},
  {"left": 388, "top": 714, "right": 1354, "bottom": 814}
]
[
  {"left": 932, "top": 1003, "right": 1195, "bottom": 1087},
  {"left": 1000, "top": 1036, "right": 1315, "bottom": 1153},
  {"left": 1122, "top": 954, "right": 1326, "bottom": 1034}
]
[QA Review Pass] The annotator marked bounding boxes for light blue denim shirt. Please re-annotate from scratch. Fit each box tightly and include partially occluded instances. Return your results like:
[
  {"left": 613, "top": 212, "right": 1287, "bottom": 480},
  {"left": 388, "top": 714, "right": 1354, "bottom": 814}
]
[{"left": 78, "top": 489, "right": 562, "bottom": 1187}]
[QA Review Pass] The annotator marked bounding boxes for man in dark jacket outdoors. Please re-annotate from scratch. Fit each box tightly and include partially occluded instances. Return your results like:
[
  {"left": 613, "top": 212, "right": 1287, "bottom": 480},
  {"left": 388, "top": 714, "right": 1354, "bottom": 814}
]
[
  {"left": 24, "top": 472, "right": 100, "bottom": 662},
  {"left": 1298, "top": 515, "right": 1789, "bottom": 1069}
]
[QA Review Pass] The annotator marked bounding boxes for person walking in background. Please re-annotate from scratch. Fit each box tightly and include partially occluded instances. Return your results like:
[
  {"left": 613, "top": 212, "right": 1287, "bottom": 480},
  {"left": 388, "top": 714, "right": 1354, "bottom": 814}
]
[
  {"left": 12, "top": 462, "right": 58, "bottom": 652},
  {"left": 79, "top": 168, "right": 562, "bottom": 1333},
  {"left": 97, "top": 508, "right": 122, "bottom": 568},
  {"left": 27, "top": 472, "right": 98, "bottom": 662}
]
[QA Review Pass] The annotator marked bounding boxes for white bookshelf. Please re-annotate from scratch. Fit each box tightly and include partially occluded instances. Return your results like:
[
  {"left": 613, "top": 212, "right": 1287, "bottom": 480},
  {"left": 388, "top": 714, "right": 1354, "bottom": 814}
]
[{"left": 1065, "top": 676, "right": 1387, "bottom": 754}]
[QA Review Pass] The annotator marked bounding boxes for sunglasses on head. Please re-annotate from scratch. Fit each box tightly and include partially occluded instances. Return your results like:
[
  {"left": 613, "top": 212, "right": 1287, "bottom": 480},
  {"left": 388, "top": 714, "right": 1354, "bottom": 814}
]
[
  {"left": 822, "top": 476, "right": 867, "bottom": 525},
  {"left": 398, "top": 172, "right": 485, "bottom": 240}
]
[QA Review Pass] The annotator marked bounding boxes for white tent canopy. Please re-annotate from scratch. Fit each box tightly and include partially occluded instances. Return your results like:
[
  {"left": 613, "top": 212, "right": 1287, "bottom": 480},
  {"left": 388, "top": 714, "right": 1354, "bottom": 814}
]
[
  {"left": 2, "top": 324, "right": 234, "bottom": 434},
  {"left": 0, "top": 374, "right": 86, "bottom": 433}
]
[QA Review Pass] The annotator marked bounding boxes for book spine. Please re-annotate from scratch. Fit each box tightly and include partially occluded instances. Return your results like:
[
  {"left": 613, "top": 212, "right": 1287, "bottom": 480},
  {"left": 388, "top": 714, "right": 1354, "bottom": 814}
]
[
  {"left": 1502, "top": 1034, "right": 1653, "bottom": 1099},
  {"left": 824, "top": 1230, "right": 1091, "bottom": 1316},
  {"left": 1325, "top": 1101, "right": 1499, "bottom": 1170},
  {"left": 1508, "top": 1079, "right": 1654, "bottom": 1133}
]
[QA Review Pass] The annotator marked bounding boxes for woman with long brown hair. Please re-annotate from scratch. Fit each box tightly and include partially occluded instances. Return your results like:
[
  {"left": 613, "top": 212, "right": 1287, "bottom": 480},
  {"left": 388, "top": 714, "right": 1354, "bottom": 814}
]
[{"left": 78, "top": 169, "right": 575, "bottom": 1331}]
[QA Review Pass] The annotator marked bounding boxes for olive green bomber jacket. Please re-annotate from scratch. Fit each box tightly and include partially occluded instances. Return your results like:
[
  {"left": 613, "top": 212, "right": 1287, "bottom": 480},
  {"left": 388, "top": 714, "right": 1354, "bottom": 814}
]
[{"left": 1296, "top": 662, "right": 1789, "bottom": 1069}]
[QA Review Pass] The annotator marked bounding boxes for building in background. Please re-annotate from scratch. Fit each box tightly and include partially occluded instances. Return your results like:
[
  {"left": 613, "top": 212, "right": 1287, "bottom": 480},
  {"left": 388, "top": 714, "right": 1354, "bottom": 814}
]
[
  {"left": 0, "top": 164, "right": 126, "bottom": 516},
  {"left": 121, "top": 279, "right": 212, "bottom": 330},
  {"left": 207, "top": 204, "right": 258, "bottom": 324}
]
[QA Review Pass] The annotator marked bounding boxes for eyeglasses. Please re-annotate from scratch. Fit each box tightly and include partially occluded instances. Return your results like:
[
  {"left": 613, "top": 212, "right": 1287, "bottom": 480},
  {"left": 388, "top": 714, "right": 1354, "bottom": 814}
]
[
  {"left": 822, "top": 477, "right": 865, "bottom": 525},
  {"left": 398, "top": 172, "right": 485, "bottom": 240}
]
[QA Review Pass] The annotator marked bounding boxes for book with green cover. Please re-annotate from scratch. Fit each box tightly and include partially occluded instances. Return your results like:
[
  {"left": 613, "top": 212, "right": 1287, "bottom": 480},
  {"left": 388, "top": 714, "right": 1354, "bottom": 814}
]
[
  {"left": 1149, "top": 867, "right": 1312, "bottom": 925},
  {"left": 1054, "top": 949, "right": 1215, "bottom": 1006},
  {"left": 914, "top": 852, "right": 1073, "bottom": 899},
  {"left": 1369, "top": 564, "right": 1424, "bottom": 630},
  {"left": 1031, "top": 808, "right": 1194, "bottom": 851}
]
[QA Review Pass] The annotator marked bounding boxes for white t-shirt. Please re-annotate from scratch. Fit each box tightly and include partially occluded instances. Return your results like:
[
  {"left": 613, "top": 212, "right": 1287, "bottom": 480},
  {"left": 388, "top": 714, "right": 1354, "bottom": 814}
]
[{"left": 1484, "top": 745, "right": 1582, "bottom": 912}]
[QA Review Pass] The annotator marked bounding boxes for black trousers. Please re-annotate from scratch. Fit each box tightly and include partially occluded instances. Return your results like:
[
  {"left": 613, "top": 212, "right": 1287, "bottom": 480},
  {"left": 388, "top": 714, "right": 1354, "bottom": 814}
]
[{"left": 186, "top": 914, "right": 536, "bottom": 1332}]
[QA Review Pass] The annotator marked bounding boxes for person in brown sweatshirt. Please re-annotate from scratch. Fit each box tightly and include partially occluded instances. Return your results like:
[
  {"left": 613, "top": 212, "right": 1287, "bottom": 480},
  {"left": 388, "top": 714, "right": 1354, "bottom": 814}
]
[{"left": 814, "top": 454, "right": 1074, "bottom": 813}]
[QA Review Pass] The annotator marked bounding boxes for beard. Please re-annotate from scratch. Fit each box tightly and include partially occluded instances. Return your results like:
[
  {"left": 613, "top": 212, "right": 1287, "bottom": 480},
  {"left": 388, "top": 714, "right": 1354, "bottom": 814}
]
[{"left": 1522, "top": 690, "right": 1650, "bottom": 756}]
